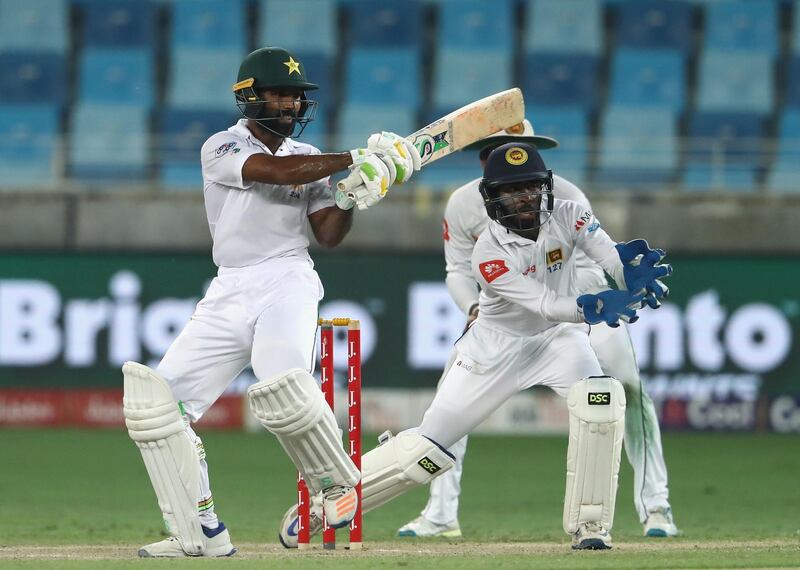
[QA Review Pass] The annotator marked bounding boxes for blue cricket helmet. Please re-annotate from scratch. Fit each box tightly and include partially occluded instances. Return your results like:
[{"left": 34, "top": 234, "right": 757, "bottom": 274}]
[{"left": 479, "top": 142, "right": 554, "bottom": 231}]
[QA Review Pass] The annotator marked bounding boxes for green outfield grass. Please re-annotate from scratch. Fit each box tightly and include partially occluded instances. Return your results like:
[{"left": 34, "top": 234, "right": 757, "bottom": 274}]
[{"left": 1, "top": 429, "right": 799, "bottom": 569}]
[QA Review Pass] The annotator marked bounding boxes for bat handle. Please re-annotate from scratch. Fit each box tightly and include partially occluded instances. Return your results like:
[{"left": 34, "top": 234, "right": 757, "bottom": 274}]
[{"left": 337, "top": 171, "right": 361, "bottom": 194}]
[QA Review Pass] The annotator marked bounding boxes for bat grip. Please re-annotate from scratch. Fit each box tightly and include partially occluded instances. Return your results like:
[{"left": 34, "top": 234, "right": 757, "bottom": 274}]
[{"left": 337, "top": 170, "right": 362, "bottom": 194}]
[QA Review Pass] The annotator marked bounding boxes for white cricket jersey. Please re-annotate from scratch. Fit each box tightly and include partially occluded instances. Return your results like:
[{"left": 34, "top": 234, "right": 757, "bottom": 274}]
[
  {"left": 471, "top": 199, "right": 624, "bottom": 337},
  {"left": 443, "top": 175, "right": 609, "bottom": 315},
  {"left": 200, "top": 119, "right": 335, "bottom": 268}
]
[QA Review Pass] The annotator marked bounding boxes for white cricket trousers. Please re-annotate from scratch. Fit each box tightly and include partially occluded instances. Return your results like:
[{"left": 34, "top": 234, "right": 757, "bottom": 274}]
[
  {"left": 589, "top": 323, "right": 671, "bottom": 522},
  {"left": 156, "top": 257, "right": 324, "bottom": 527},
  {"left": 423, "top": 322, "right": 671, "bottom": 525},
  {"left": 416, "top": 321, "right": 602, "bottom": 449},
  {"left": 422, "top": 349, "right": 467, "bottom": 526}
]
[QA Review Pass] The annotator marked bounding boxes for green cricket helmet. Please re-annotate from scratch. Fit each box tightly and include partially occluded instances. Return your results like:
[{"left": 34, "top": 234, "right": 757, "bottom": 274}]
[{"left": 232, "top": 47, "right": 319, "bottom": 138}]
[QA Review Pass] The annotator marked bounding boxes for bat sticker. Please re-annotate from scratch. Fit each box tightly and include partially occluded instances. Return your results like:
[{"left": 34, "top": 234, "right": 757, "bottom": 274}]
[{"left": 414, "top": 131, "right": 450, "bottom": 164}]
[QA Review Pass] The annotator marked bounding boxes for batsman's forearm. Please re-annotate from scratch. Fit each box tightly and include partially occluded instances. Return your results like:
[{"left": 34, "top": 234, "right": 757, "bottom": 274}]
[
  {"left": 314, "top": 207, "right": 353, "bottom": 248},
  {"left": 243, "top": 153, "right": 353, "bottom": 185}
]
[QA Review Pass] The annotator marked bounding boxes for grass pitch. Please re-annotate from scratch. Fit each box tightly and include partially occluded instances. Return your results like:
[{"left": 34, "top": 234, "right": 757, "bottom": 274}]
[{"left": 1, "top": 429, "right": 798, "bottom": 569}]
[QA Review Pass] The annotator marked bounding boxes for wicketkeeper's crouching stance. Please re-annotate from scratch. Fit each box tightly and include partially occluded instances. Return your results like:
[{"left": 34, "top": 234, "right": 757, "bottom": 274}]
[{"left": 279, "top": 143, "right": 672, "bottom": 550}]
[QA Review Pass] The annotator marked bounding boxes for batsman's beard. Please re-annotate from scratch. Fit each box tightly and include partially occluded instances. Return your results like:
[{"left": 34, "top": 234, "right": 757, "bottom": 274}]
[{"left": 257, "top": 107, "right": 298, "bottom": 138}]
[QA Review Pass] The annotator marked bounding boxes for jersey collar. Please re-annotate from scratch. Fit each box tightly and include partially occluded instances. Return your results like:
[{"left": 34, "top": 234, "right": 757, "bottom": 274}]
[
  {"left": 229, "top": 119, "right": 295, "bottom": 155},
  {"left": 488, "top": 220, "right": 535, "bottom": 246}
]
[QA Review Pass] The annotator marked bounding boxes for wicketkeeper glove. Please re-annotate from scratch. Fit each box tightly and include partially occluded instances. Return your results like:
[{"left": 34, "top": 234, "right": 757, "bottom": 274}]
[
  {"left": 577, "top": 289, "right": 645, "bottom": 328},
  {"left": 615, "top": 239, "right": 672, "bottom": 308}
]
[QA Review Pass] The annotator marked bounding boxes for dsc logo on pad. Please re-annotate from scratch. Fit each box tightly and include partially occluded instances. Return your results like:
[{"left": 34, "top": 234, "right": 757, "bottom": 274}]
[
  {"left": 588, "top": 392, "right": 610, "bottom": 405},
  {"left": 418, "top": 457, "right": 442, "bottom": 474}
]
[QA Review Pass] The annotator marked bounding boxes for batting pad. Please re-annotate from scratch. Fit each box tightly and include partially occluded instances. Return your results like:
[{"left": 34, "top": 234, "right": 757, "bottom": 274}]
[
  {"left": 361, "top": 432, "right": 455, "bottom": 513},
  {"left": 122, "top": 362, "right": 205, "bottom": 555},
  {"left": 247, "top": 368, "right": 359, "bottom": 494},
  {"left": 563, "top": 376, "right": 626, "bottom": 535}
]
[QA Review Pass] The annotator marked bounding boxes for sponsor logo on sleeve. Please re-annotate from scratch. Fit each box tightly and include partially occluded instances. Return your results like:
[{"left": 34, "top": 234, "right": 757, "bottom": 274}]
[
  {"left": 479, "top": 259, "right": 510, "bottom": 283},
  {"left": 442, "top": 219, "right": 450, "bottom": 241},
  {"left": 575, "top": 210, "right": 593, "bottom": 231},
  {"left": 215, "top": 142, "right": 240, "bottom": 157},
  {"left": 587, "top": 221, "right": 600, "bottom": 233}
]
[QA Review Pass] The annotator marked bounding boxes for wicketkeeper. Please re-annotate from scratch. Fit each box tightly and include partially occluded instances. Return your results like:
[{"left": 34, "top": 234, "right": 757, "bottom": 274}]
[{"left": 398, "top": 120, "right": 678, "bottom": 540}]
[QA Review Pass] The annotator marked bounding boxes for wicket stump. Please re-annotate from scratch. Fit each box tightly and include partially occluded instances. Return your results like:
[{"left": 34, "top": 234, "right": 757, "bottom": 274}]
[{"left": 297, "top": 318, "right": 362, "bottom": 550}]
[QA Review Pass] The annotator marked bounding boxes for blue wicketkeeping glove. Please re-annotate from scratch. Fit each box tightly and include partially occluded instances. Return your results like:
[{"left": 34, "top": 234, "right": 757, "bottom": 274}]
[
  {"left": 577, "top": 290, "right": 645, "bottom": 328},
  {"left": 615, "top": 239, "right": 672, "bottom": 308}
]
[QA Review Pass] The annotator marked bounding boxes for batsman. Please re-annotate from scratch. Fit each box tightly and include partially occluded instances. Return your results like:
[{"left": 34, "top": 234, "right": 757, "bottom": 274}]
[
  {"left": 120, "top": 47, "right": 419, "bottom": 558},
  {"left": 281, "top": 142, "right": 672, "bottom": 550}
]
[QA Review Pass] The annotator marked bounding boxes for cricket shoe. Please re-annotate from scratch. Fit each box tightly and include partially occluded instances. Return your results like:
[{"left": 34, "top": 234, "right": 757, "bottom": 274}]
[
  {"left": 571, "top": 522, "right": 612, "bottom": 550},
  {"left": 138, "top": 522, "right": 237, "bottom": 557},
  {"left": 397, "top": 515, "right": 462, "bottom": 538},
  {"left": 644, "top": 507, "right": 679, "bottom": 537},
  {"left": 278, "top": 498, "right": 323, "bottom": 549},
  {"left": 322, "top": 485, "right": 358, "bottom": 529}
]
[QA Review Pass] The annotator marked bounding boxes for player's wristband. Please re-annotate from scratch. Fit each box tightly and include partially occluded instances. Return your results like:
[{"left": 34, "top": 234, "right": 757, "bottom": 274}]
[{"left": 349, "top": 148, "right": 370, "bottom": 166}]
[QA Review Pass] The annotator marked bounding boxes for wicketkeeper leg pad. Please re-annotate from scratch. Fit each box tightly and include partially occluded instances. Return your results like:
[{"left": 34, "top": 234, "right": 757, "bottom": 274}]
[
  {"left": 563, "top": 376, "right": 626, "bottom": 535},
  {"left": 361, "top": 431, "right": 455, "bottom": 513},
  {"left": 123, "top": 362, "right": 205, "bottom": 555},
  {"left": 247, "top": 368, "right": 359, "bottom": 494}
]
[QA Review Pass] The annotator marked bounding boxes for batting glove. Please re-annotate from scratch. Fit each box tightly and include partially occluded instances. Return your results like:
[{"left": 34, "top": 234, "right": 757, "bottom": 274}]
[
  {"left": 334, "top": 188, "right": 356, "bottom": 210},
  {"left": 349, "top": 148, "right": 396, "bottom": 186},
  {"left": 338, "top": 151, "right": 395, "bottom": 210},
  {"left": 367, "top": 131, "right": 421, "bottom": 184}
]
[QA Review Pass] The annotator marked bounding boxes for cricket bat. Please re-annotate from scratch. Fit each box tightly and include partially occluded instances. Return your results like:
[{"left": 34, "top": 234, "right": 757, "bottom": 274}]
[
  {"left": 408, "top": 87, "right": 525, "bottom": 166},
  {"left": 338, "top": 88, "right": 525, "bottom": 195}
]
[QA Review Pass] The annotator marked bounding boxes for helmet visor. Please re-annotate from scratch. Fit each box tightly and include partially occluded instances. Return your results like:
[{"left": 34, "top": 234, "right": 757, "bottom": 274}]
[
  {"left": 234, "top": 87, "right": 318, "bottom": 138},
  {"left": 488, "top": 178, "right": 554, "bottom": 231}
]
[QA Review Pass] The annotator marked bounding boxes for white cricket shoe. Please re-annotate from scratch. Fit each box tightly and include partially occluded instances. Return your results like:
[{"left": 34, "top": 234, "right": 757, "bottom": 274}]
[
  {"left": 138, "top": 522, "right": 237, "bottom": 557},
  {"left": 322, "top": 485, "right": 358, "bottom": 529},
  {"left": 397, "top": 515, "right": 462, "bottom": 538},
  {"left": 644, "top": 507, "right": 679, "bottom": 537},
  {"left": 571, "top": 522, "right": 612, "bottom": 550},
  {"left": 278, "top": 499, "right": 324, "bottom": 549}
]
